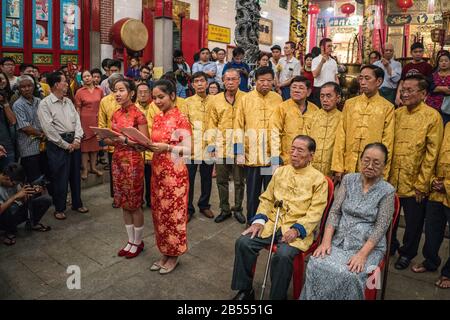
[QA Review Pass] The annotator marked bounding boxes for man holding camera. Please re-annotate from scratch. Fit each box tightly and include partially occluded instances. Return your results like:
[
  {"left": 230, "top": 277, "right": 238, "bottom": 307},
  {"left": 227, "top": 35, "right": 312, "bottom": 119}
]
[
  {"left": 0, "top": 163, "right": 51, "bottom": 246},
  {"left": 37, "top": 71, "right": 87, "bottom": 221}
]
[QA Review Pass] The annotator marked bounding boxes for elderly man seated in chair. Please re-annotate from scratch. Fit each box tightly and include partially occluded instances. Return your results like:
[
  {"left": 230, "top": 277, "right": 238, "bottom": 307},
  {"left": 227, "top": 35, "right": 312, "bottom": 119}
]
[{"left": 230, "top": 135, "right": 328, "bottom": 300}]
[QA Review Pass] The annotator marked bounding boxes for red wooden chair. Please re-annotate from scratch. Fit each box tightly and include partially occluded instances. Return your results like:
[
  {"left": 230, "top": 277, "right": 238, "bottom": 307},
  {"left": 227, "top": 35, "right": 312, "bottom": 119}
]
[
  {"left": 252, "top": 176, "right": 335, "bottom": 299},
  {"left": 364, "top": 194, "right": 401, "bottom": 300}
]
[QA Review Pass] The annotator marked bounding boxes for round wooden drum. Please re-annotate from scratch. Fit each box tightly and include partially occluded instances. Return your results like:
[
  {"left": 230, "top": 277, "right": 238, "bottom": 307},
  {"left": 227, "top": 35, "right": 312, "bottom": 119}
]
[{"left": 111, "top": 18, "right": 149, "bottom": 51}]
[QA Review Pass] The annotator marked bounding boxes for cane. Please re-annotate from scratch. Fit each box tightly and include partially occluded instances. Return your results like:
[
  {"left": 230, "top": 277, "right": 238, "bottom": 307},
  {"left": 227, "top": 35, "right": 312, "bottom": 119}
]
[{"left": 260, "top": 199, "right": 283, "bottom": 300}]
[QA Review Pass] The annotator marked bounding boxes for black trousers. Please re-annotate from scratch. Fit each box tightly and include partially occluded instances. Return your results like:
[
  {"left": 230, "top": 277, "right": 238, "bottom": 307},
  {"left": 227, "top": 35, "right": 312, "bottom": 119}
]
[
  {"left": 231, "top": 231, "right": 300, "bottom": 300},
  {"left": 422, "top": 201, "right": 450, "bottom": 276},
  {"left": 187, "top": 161, "right": 214, "bottom": 215},
  {"left": 46, "top": 142, "right": 83, "bottom": 212},
  {"left": 108, "top": 152, "right": 114, "bottom": 198},
  {"left": 246, "top": 166, "right": 272, "bottom": 223},
  {"left": 144, "top": 163, "right": 152, "bottom": 207},
  {"left": 20, "top": 153, "right": 44, "bottom": 182},
  {"left": 0, "top": 195, "right": 52, "bottom": 234},
  {"left": 392, "top": 197, "right": 427, "bottom": 260}
]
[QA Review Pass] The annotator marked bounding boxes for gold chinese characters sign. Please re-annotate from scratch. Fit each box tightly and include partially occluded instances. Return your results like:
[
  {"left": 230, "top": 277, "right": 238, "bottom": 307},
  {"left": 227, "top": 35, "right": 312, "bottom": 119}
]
[{"left": 208, "top": 24, "right": 231, "bottom": 44}]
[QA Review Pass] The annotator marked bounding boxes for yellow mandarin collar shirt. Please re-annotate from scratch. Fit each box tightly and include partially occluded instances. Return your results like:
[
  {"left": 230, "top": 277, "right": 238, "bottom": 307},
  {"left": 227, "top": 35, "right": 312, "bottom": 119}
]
[
  {"left": 430, "top": 123, "right": 450, "bottom": 206},
  {"left": 181, "top": 94, "right": 211, "bottom": 161},
  {"left": 331, "top": 92, "right": 395, "bottom": 179},
  {"left": 388, "top": 102, "right": 443, "bottom": 197},
  {"left": 234, "top": 90, "right": 283, "bottom": 167},
  {"left": 98, "top": 93, "right": 121, "bottom": 153},
  {"left": 306, "top": 108, "right": 342, "bottom": 177},
  {"left": 206, "top": 90, "right": 246, "bottom": 159},
  {"left": 136, "top": 100, "right": 160, "bottom": 161},
  {"left": 270, "top": 99, "right": 319, "bottom": 165},
  {"left": 257, "top": 164, "right": 328, "bottom": 252}
]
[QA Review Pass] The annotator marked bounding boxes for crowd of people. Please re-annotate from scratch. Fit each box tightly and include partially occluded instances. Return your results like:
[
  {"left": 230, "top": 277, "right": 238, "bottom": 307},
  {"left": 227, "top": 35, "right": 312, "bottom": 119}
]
[{"left": 0, "top": 37, "right": 449, "bottom": 299}]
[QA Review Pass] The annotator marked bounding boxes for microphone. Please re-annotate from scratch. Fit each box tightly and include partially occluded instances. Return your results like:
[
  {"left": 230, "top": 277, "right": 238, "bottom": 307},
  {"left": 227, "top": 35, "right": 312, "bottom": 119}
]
[{"left": 274, "top": 200, "right": 283, "bottom": 208}]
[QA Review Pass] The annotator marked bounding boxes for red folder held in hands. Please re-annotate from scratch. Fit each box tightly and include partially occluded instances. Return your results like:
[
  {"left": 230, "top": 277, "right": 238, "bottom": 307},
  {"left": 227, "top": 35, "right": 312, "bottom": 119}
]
[
  {"left": 121, "top": 127, "right": 153, "bottom": 147},
  {"left": 90, "top": 127, "right": 120, "bottom": 139}
]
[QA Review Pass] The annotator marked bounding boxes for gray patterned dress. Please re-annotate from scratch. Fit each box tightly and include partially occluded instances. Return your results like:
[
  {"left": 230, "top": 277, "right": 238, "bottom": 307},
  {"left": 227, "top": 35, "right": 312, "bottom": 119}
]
[{"left": 301, "top": 173, "right": 395, "bottom": 300}]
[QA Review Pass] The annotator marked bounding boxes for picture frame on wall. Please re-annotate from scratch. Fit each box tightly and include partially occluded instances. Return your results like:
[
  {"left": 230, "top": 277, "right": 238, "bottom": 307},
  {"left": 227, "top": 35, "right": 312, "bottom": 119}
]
[
  {"left": 2, "top": 0, "right": 24, "bottom": 48},
  {"left": 259, "top": 18, "right": 273, "bottom": 46},
  {"left": 33, "top": 0, "right": 53, "bottom": 49},
  {"left": 60, "top": 0, "right": 79, "bottom": 50}
]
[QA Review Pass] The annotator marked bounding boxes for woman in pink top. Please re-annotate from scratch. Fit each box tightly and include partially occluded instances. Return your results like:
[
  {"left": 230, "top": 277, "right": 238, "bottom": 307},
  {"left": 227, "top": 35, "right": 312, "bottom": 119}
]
[{"left": 74, "top": 70, "right": 104, "bottom": 179}]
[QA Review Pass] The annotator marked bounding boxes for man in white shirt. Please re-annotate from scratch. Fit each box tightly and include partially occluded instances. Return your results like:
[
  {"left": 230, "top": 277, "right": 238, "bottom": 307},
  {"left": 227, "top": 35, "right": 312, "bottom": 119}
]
[
  {"left": 270, "top": 45, "right": 282, "bottom": 85},
  {"left": 215, "top": 48, "right": 226, "bottom": 88},
  {"left": 37, "top": 71, "right": 87, "bottom": 220},
  {"left": 311, "top": 38, "right": 339, "bottom": 106},
  {"left": 277, "top": 41, "right": 301, "bottom": 101},
  {"left": 373, "top": 43, "right": 402, "bottom": 104}
]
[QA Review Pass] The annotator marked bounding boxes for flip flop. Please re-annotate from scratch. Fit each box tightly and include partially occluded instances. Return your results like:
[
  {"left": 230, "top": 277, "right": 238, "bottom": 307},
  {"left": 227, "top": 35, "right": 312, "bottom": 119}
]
[
  {"left": 435, "top": 276, "right": 450, "bottom": 289},
  {"left": 3, "top": 234, "right": 16, "bottom": 246},
  {"left": 54, "top": 212, "right": 67, "bottom": 220},
  {"left": 31, "top": 223, "right": 52, "bottom": 232},
  {"left": 73, "top": 207, "right": 89, "bottom": 213},
  {"left": 411, "top": 263, "right": 429, "bottom": 273}
]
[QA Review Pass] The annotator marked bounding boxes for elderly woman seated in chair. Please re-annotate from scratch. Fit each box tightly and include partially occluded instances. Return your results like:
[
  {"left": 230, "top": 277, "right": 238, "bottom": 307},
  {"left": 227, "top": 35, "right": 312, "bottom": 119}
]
[{"left": 301, "top": 143, "right": 395, "bottom": 300}]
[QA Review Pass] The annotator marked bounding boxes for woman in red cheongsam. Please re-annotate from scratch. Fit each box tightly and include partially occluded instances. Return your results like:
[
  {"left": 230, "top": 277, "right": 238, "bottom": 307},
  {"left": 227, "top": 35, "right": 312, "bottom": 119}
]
[
  {"left": 104, "top": 79, "right": 149, "bottom": 259},
  {"left": 148, "top": 79, "right": 192, "bottom": 274}
]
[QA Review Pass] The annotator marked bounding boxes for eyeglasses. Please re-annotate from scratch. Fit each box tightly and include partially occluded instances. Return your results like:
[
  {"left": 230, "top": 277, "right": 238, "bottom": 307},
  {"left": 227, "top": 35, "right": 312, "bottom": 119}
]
[
  {"left": 400, "top": 88, "right": 423, "bottom": 95},
  {"left": 3, "top": 63, "right": 14, "bottom": 67},
  {"left": 361, "top": 158, "right": 383, "bottom": 168},
  {"left": 224, "top": 77, "right": 239, "bottom": 81}
]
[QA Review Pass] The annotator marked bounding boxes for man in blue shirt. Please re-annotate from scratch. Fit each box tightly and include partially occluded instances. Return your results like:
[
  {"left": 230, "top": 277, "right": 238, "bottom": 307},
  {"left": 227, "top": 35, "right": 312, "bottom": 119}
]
[
  {"left": 192, "top": 48, "right": 217, "bottom": 84},
  {"left": 222, "top": 47, "right": 251, "bottom": 92}
]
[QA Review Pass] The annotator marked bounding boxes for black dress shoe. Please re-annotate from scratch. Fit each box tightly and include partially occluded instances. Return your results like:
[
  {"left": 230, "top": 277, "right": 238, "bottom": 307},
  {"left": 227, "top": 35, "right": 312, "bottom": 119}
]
[
  {"left": 234, "top": 211, "right": 246, "bottom": 224},
  {"left": 215, "top": 212, "right": 232, "bottom": 223},
  {"left": 394, "top": 256, "right": 411, "bottom": 270},
  {"left": 232, "top": 289, "right": 255, "bottom": 300}
]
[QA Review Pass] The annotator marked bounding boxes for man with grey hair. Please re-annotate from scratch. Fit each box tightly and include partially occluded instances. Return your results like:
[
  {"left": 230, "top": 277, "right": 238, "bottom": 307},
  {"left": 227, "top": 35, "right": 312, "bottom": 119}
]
[
  {"left": 12, "top": 75, "right": 46, "bottom": 182},
  {"left": 373, "top": 43, "right": 402, "bottom": 104},
  {"left": 98, "top": 73, "right": 123, "bottom": 206}
]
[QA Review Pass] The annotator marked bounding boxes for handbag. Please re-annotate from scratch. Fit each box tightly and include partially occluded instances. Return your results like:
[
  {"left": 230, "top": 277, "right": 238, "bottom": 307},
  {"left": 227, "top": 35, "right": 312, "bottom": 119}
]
[{"left": 441, "top": 95, "right": 450, "bottom": 115}]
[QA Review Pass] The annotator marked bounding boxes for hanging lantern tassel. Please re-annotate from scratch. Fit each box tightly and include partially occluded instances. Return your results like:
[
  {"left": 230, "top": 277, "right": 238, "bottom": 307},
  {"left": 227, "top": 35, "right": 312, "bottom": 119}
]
[
  {"left": 427, "top": 0, "right": 435, "bottom": 14},
  {"left": 341, "top": 3, "right": 355, "bottom": 17},
  {"left": 396, "top": 0, "right": 414, "bottom": 12}
]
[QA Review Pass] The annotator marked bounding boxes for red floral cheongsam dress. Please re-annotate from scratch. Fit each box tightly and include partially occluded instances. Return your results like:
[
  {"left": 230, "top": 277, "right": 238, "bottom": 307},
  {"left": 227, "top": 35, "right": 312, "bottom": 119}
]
[
  {"left": 111, "top": 104, "right": 147, "bottom": 210},
  {"left": 151, "top": 107, "right": 192, "bottom": 256}
]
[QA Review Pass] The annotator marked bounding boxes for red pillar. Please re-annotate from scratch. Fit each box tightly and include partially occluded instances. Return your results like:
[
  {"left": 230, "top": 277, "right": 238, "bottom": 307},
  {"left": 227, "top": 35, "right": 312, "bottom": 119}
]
[
  {"left": 82, "top": 0, "right": 91, "bottom": 70},
  {"left": 142, "top": 7, "right": 154, "bottom": 64},
  {"left": 199, "top": 0, "right": 209, "bottom": 48}
]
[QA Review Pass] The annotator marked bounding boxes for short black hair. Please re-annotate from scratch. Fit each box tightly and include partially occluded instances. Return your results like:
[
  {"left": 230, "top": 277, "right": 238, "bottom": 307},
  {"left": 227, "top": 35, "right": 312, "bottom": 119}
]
[
  {"left": 361, "top": 143, "right": 389, "bottom": 165},
  {"left": 404, "top": 74, "right": 429, "bottom": 91},
  {"left": 369, "top": 50, "right": 381, "bottom": 60},
  {"left": 207, "top": 81, "right": 222, "bottom": 94},
  {"left": 320, "top": 81, "right": 342, "bottom": 96},
  {"left": 232, "top": 47, "right": 245, "bottom": 57},
  {"left": 2, "top": 162, "right": 26, "bottom": 183},
  {"left": 114, "top": 79, "right": 137, "bottom": 102},
  {"left": 90, "top": 68, "right": 102, "bottom": 76},
  {"left": 304, "top": 53, "right": 313, "bottom": 60},
  {"left": 319, "top": 38, "right": 332, "bottom": 48},
  {"left": 191, "top": 71, "right": 208, "bottom": 82},
  {"left": 199, "top": 47, "right": 210, "bottom": 54},
  {"left": 107, "top": 59, "right": 121, "bottom": 70},
  {"left": 102, "top": 58, "right": 112, "bottom": 69},
  {"left": 153, "top": 79, "right": 176, "bottom": 98},
  {"left": 0, "top": 57, "right": 15, "bottom": 65},
  {"left": 19, "top": 63, "right": 35, "bottom": 73},
  {"left": 290, "top": 76, "right": 311, "bottom": 89},
  {"left": 255, "top": 66, "right": 274, "bottom": 80},
  {"left": 360, "top": 64, "right": 385, "bottom": 81},
  {"left": 46, "top": 71, "right": 64, "bottom": 88},
  {"left": 136, "top": 82, "right": 151, "bottom": 91},
  {"left": 410, "top": 42, "right": 424, "bottom": 51},
  {"left": 217, "top": 48, "right": 226, "bottom": 54},
  {"left": 285, "top": 41, "right": 296, "bottom": 50},
  {"left": 173, "top": 49, "right": 184, "bottom": 58},
  {"left": 140, "top": 65, "right": 151, "bottom": 72},
  {"left": 257, "top": 51, "right": 271, "bottom": 62},
  {"left": 292, "top": 135, "right": 316, "bottom": 153}
]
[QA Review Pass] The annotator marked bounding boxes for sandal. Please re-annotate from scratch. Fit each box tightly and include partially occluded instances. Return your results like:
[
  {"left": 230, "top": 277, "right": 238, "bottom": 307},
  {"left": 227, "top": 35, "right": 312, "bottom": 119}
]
[
  {"left": 90, "top": 169, "right": 103, "bottom": 177},
  {"left": 3, "top": 234, "right": 16, "bottom": 246},
  {"left": 394, "top": 256, "right": 411, "bottom": 270},
  {"left": 435, "top": 276, "right": 450, "bottom": 289},
  {"left": 73, "top": 207, "right": 89, "bottom": 213},
  {"left": 32, "top": 223, "right": 52, "bottom": 232},
  {"left": 54, "top": 212, "right": 67, "bottom": 220},
  {"left": 411, "top": 263, "right": 429, "bottom": 273}
]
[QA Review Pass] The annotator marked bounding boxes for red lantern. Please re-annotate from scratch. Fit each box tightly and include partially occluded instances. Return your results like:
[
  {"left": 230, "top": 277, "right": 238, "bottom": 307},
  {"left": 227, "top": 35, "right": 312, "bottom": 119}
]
[
  {"left": 341, "top": 3, "right": 355, "bottom": 16},
  {"left": 308, "top": 4, "right": 320, "bottom": 15},
  {"left": 396, "top": 0, "right": 413, "bottom": 12}
]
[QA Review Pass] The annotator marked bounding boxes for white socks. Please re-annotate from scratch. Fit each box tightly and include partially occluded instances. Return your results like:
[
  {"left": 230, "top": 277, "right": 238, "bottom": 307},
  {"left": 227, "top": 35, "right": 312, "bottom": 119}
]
[
  {"left": 129, "top": 226, "right": 144, "bottom": 254},
  {"left": 124, "top": 224, "right": 135, "bottom": 251}
]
